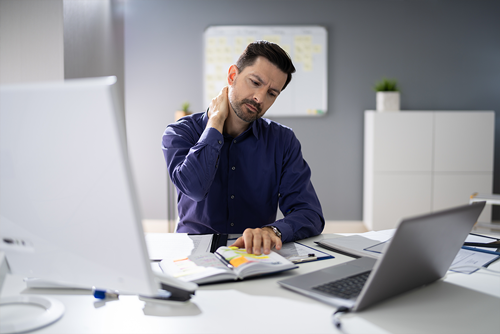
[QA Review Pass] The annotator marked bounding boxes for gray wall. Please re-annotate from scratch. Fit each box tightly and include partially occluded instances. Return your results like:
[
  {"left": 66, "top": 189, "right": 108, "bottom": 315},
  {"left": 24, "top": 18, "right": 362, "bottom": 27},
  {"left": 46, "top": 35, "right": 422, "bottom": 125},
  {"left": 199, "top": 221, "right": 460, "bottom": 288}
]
[
  {"left": 125, "top": 0, "right": 500, "bottom": 220},
  {"left": 0, "top": 0, "right": 64, "bottom": 84},
  {"left": 63, "top": 0, "right": 125, "bottom": 120}
]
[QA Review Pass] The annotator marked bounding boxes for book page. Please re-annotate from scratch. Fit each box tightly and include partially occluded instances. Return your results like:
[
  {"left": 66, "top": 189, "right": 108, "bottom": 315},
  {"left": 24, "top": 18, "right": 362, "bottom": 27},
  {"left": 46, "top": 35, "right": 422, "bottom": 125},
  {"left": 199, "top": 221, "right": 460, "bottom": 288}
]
[
  {"left": 215, "top": 247, "right": 297, "bottom": 278},
  {"left": 159, "top": 253, "right": 235, "bottom": 284}
]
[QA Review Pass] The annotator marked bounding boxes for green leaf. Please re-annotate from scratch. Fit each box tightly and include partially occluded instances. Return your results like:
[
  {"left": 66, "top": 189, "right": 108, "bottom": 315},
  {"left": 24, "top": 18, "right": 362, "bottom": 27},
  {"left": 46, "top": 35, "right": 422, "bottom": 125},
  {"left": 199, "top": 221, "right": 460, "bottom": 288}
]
[
  {"left": 374, "top": 78, "right": 399, "bottom": 92},
  {"left": 181, "top": 101, "right": 190, "bottom": 112}
]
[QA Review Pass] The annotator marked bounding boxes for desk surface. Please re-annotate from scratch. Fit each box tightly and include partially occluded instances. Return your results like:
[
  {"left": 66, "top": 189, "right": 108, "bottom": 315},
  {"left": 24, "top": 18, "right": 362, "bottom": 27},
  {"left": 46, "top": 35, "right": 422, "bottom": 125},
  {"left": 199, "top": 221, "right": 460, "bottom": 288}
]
[{"left": 2, "top": 234, "right": 500, "bottom": 334}]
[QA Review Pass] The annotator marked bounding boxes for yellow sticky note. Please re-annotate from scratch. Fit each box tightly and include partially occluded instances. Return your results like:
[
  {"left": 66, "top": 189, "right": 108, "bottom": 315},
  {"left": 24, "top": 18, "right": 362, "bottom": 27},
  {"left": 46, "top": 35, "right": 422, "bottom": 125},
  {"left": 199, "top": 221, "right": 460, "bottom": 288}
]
[{"left": 303, "top": 61, "right": 313, "bottom": 72}]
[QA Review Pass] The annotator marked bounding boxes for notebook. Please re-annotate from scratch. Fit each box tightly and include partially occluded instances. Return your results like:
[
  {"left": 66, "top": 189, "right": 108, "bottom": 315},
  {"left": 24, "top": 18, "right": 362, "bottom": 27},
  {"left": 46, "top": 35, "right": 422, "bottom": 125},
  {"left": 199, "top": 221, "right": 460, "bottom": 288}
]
[{"left": 278, "top": 202, "right": 486, "bottom": 312}]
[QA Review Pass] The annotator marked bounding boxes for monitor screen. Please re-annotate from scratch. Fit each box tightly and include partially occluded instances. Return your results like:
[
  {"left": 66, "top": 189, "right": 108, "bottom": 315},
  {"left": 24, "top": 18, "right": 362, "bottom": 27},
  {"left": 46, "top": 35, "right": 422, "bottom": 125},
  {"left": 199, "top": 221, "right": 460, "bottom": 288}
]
[{"left": 0, "top": 77, "right": 158, "bottom": 296}]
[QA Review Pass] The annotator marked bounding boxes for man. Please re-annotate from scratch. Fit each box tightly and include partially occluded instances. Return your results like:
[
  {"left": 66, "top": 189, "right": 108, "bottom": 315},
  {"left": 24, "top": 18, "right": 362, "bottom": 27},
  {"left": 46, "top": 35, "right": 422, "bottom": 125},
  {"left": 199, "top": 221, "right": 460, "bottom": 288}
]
[{"left": 162, "top": 41, "right": 324, "bottom": 255}]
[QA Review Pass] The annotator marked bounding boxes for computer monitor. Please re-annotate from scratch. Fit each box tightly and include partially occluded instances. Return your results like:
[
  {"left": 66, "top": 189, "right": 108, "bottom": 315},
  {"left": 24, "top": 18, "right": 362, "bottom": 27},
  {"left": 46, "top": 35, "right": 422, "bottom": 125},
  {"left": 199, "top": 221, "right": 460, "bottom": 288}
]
[{"left": 0, "top": 77, "right": 195, "bottom": 332}]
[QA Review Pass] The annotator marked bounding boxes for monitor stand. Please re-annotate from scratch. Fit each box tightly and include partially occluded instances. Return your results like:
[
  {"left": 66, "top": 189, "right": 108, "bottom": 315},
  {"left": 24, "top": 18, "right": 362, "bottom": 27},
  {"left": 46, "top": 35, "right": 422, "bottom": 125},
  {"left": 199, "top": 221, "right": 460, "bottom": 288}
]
[{"left": 0, "top": 252, "right": 65, "bottom": 333}]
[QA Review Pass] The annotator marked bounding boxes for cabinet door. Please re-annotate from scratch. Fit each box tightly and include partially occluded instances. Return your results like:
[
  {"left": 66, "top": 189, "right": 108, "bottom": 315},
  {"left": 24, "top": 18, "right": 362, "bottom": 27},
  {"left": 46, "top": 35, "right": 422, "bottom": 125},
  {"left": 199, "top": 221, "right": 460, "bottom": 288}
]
[
  {"left": 433, "top": 173, "right": 493, "bottom": 223},
  {"left": 434, "top": 112, "right": 494, "bottom": 172},
  {"left": 371, "top": 173, "right": 432, "bottom": 230},
  {"left": 372, "top": 112, "right": 433, "bottom": 172}
]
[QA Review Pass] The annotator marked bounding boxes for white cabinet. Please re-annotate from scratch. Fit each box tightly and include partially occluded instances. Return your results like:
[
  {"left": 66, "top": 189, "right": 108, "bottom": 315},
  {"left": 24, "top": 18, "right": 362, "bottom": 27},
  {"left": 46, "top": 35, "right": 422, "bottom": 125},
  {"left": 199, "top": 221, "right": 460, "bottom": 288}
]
[{"left": 364, "top": 111, "right": 494, "bottom": 231}]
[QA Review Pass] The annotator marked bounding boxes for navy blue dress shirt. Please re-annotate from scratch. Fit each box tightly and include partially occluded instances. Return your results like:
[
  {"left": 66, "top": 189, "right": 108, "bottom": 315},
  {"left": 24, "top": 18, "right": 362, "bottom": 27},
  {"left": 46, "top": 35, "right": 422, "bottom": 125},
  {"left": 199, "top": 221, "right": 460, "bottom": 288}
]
[{"left": 162, "top": 112, "right": 324, "bottom": 243}]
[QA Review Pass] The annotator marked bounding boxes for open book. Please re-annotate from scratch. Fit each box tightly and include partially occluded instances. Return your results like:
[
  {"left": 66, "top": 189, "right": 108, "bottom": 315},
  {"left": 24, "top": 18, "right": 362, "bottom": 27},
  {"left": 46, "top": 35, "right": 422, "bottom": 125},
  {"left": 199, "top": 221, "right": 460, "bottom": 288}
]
[{"left": 159, "top": 246, "right": 298, "bottom": 285}]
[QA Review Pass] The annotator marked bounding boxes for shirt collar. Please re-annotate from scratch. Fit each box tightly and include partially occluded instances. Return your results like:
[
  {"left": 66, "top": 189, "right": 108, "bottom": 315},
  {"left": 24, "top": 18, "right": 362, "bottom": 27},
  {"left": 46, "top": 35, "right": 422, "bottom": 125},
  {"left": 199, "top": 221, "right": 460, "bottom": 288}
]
[{"left": 250, "top": 119, "right": 260, "bottom": 139}]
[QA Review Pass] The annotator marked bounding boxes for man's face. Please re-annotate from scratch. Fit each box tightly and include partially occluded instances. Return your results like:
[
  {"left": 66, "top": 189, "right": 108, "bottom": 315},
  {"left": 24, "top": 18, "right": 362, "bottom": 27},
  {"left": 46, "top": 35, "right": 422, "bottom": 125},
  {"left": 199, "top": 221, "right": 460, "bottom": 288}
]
[{"left": 228, "top": 56, "right": 287, "bottom": 123}]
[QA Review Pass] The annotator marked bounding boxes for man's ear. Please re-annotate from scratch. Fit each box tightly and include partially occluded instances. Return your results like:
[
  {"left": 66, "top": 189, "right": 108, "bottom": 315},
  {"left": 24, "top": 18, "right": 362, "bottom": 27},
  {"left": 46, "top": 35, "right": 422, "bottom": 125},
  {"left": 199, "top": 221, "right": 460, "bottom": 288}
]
[{"left": 227, "top": 65, "right": 239, "bottom": 86}]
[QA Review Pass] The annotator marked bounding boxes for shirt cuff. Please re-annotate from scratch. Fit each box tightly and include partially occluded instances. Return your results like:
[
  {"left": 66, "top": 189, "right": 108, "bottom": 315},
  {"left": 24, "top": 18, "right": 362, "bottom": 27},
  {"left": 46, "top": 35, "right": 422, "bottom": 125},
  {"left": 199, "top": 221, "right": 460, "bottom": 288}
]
[{"left": 199, "top": 126, "right": 224, "bottom": 151}]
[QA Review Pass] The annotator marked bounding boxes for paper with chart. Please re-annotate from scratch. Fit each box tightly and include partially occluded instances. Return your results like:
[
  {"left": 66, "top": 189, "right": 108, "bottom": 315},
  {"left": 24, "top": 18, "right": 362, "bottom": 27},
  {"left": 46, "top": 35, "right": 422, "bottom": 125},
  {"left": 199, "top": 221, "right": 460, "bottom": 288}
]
[
  {"left": 274, "top": 242, "right": 333, "bottom": 263},
  {"left": 204, "top": 26, "right": 327, "bottom": 117}
]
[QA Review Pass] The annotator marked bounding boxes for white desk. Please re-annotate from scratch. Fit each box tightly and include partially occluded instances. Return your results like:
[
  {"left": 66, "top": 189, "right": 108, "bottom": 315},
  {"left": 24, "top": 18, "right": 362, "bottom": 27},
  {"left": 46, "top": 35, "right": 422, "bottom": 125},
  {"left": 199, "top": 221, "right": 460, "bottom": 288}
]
[{"left": 2, "top": 234, "right": 500, "bottom": 334}]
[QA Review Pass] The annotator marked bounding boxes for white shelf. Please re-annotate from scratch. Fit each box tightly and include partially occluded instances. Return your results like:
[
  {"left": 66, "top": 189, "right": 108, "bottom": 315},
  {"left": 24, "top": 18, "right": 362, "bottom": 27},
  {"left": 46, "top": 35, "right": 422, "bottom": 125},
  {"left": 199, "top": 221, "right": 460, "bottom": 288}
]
[{"left": 363, "top": 111, "right": 495, "bottom": 230}]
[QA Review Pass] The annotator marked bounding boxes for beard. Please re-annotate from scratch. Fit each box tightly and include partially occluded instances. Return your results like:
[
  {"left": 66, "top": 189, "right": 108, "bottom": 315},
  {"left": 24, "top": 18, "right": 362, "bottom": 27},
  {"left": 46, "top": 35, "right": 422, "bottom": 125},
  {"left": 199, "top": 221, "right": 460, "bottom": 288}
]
[{"left": 229, "top": 97, "right": 263, "bottom": 123}]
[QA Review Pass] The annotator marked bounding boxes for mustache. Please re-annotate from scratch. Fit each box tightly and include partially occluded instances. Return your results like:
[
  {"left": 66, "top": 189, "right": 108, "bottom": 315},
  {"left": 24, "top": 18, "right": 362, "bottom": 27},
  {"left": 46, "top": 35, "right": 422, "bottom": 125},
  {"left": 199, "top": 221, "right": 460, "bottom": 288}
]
[{"left": 241, "top": 99, "right": 262, "bottom": 113}]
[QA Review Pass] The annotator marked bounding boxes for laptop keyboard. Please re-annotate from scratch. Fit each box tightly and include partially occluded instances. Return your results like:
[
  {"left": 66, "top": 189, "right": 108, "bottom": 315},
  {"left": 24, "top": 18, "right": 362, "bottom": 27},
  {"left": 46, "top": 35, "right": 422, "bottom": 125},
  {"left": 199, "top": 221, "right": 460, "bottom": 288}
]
[{"left": 312, "top": 271, "right": 371, "bottom": 299}]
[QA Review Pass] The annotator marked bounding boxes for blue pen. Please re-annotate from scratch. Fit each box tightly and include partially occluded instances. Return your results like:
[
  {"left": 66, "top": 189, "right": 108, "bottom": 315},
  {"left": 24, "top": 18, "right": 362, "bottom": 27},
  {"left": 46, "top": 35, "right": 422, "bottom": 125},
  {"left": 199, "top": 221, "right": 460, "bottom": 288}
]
[
  {"left": 461, "top": 246, "right": 500, "bottom": 256},
  {"left": 93, "top": 288, "right": 119, "bottom": 299}
]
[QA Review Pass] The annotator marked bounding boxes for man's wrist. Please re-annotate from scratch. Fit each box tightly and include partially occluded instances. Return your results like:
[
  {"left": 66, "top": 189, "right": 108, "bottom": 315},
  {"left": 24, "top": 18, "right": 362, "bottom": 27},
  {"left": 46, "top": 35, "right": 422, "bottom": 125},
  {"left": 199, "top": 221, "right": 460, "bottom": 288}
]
[
  {"left": 206, "top": 114, "right": 225, "bottom": 134},
  {"left": 265, "top": 226, "right": 282, "bottom": 239}
]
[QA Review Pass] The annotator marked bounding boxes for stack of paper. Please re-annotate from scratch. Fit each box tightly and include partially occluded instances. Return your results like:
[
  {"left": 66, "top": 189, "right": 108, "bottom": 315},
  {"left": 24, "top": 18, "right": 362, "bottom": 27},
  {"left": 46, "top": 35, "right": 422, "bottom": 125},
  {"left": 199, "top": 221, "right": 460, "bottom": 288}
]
[{"left": 317, "top": 230, "right": 499, "bottom": 274}]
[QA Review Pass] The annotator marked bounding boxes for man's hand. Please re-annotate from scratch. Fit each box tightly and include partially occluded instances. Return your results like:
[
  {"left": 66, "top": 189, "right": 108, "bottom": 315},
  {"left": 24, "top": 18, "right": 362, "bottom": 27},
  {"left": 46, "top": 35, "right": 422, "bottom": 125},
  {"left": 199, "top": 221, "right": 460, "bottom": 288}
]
[
  {"left": 229, "top": 227, "right": 282, "bottom": 255},
  {"left": 206, "top": 86, "right": 229, "bottom": 134}
]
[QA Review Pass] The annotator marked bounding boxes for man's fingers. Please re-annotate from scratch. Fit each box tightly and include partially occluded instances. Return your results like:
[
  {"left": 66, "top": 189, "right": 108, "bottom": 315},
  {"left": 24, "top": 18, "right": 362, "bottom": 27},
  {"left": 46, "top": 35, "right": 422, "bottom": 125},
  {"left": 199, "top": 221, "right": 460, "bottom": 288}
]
[
  {"left": 236, "top": 228, "right": 284, "bottom": 255},
  {"left": 242, "top": 229, "right": 254, "bottom": 254},
  {"left": 274, "top": 237, "right": 283, "bottom": 250},
  {"left": 262, "top": 232, "right": 272, "bottom": 255},
  {"left": 252, "top": 231, "right": 263, "bottom": 255},
  {"left": 216, "top": 87, "right": 228, "bottom": 108},
  {"left": 208, "top": 86, "right": 229, "bottom": 119},
  {"left": 229, "top": 237, "right": 244, "bottom": 249}
]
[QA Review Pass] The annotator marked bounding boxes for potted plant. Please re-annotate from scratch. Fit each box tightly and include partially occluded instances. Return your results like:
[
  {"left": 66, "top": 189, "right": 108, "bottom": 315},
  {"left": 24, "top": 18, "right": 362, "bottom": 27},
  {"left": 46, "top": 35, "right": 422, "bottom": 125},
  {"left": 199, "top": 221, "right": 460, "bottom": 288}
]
[
  {"left": 175, "top": 101, "right": 192, "bottom": 121},
  {"left": 374, "top": 78, "right": 400, "bottom": 112}
]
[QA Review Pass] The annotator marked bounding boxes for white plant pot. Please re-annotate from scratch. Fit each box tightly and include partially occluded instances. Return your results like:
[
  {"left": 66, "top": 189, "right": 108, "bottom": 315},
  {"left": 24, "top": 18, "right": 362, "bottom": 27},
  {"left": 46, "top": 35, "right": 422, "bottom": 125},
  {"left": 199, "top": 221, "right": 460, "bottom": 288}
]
[{"left": 376, "top": 92, "right": 400, "bottom": 112}]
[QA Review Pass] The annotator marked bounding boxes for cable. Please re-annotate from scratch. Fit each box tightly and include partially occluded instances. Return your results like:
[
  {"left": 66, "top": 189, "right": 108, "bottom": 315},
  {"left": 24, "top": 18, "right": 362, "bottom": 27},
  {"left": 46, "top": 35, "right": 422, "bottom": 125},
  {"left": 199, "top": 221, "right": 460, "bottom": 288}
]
[{"left": 332, "top": 306, "right": 351, "bottom": 330}]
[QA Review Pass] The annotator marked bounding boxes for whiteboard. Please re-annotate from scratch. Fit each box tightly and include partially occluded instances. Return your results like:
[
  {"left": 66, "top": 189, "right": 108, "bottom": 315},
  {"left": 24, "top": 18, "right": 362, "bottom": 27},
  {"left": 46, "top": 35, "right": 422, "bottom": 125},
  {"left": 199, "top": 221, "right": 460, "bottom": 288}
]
[{"left": 204, "top": 26, "right": 328, "bottom": 117}]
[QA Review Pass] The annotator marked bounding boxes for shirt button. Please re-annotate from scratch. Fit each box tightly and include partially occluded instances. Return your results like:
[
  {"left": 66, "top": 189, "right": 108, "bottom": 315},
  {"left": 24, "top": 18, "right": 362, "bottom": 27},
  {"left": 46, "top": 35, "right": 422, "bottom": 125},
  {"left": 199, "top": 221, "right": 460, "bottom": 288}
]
[
  {"left": 233, "top": 140, "right": 237, "bottom": 144},
  {"left": 231, "top": 195, "right": 235, "bottom": 199},
  {"left": 231, "top": 166, "right": 236, "bottom": 170},
  {"left": 230, "top": 223, "right": 234, "bottom": 227},
  {"left": 218, "top": 140, "right": 222, "bottom": 144}
]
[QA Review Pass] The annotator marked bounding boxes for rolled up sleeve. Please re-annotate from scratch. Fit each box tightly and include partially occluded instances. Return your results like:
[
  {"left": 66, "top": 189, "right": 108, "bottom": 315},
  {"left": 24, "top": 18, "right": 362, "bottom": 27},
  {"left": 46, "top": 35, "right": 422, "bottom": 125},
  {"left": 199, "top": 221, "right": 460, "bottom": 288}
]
[{"left": 162, "top": 123, "right": 224, "bottom": 202}]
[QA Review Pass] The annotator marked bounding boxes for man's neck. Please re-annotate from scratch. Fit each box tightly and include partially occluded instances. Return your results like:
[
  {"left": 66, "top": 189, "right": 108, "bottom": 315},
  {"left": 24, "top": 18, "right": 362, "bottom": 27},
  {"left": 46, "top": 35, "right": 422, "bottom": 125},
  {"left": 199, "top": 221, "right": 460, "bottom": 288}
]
[{"left": 224, "top": 108, "right": 251, "bottom": 138}]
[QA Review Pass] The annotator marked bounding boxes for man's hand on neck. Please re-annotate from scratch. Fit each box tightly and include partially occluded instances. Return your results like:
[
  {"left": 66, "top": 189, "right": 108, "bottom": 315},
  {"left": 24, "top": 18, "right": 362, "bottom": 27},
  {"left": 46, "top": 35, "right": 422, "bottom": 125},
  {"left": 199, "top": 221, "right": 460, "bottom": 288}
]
[
  {"left": 207, "top": 86, "right": 250, "bottom": 138},
  {"left": 206, "top": 86, "right": 229, "bottom": 135}
]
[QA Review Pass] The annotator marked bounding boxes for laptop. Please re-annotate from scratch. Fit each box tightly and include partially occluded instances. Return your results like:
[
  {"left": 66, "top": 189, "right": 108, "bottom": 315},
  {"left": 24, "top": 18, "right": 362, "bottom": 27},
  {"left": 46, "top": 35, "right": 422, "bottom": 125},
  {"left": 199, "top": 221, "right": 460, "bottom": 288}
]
[{"left": 278, "top": 202, "right": 485, "bottom": 312}]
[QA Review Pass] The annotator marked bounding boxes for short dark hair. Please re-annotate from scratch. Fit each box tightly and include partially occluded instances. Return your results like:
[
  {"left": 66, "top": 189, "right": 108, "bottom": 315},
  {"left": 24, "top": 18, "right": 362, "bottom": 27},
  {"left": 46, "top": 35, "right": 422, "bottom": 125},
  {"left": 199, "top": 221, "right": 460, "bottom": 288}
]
[{"left": 235, "top": 40, "right": 296, "bottom": 91}]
